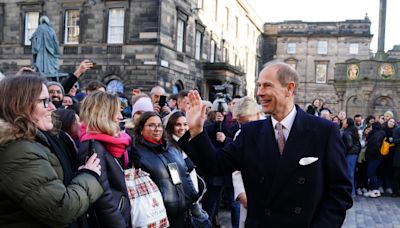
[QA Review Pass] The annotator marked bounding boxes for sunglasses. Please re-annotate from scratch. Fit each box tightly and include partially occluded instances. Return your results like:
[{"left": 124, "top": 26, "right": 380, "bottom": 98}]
[{"left": 49, "top": 90, "right": 62, "bottom": 94}]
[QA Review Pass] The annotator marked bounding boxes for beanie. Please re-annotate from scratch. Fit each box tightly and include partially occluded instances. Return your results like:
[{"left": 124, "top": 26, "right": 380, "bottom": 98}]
[
  {"left": 131, "top": 97, "right": 153, "bottom": 117},
  {"left": 46, "top": 81, "right": 65, "bottom": 95}
]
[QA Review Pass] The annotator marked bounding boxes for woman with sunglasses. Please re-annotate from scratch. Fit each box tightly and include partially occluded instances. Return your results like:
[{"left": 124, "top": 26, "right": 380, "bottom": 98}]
[
  {"left": 131, "top": 111, "right": 199, "bottom": 227},
  {"left": 0, "top": 75, "right": 103, "bottom": 227}
]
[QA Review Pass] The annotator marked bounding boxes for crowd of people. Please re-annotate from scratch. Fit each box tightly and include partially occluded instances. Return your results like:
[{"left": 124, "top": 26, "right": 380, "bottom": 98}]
[
  {"left": 7, "top": 60, "right": 396, "bottom": 227},
  {"left": 307, "top": 99, "right": 400, "bottom": 198}
]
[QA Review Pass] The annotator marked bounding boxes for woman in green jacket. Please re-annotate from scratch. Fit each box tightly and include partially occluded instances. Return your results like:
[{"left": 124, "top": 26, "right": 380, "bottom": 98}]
[{"left": 0, "top": 75, "right": 103, "bottom": 227}]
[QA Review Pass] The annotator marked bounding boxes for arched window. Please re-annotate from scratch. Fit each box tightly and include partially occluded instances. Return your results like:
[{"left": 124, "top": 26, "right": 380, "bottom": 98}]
[
  {"left": 106, "top": 79, "right": 124, "bottom": 94},
  {"left": 172, "top": 80, "right": 184, "bottom": 94}
]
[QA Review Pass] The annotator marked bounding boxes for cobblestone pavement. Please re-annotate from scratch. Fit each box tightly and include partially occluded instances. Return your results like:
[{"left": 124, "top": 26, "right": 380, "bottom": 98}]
[{"left": 219, "top": 196, "right": 400, "bottom": 228}]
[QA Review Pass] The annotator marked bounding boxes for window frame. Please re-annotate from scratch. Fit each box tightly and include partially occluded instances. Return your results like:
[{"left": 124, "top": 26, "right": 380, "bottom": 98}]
[
  {"left": 349, "top": 43, "right": 359, "bottom": 54},
  {"left": 287, "top": 43, "right": 296, "bottom": 54},
  {"left": 317, "top": 41, "right": 328, "bottom": 55},
  {"left": 210, "top": 39, "right": 216, "bottom": 63},
  {"left": 225, "top": 7, "right": 229, "bottom": 30},
  {"left": 24, "top": 11, "right": 40, "bottom": 46},
  {"left": 0, "top": 3, "right": 4, "bottom": 44},
  {"left": 195, "top": 30, "right": 203, "bottom": 60},
  {"left": 64, "top": 9, "right": 80, "bottom": 45},
  {"left": 176, "top": 10, "right": 188, "bottom": 53},
  {"left": 235, "top": 16, "right": 239, "bottom": 38},
  {"left": 107, "top": 7, "right": 125, "bottom": 44},
  {"left": 315, "top": 62, "right": 328, "bottom": 83}
]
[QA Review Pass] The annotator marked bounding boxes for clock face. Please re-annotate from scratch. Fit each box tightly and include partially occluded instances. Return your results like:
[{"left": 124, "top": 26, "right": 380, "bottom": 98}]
[{"left": 106, "top": 79, "right": 124, "bottom": 94}]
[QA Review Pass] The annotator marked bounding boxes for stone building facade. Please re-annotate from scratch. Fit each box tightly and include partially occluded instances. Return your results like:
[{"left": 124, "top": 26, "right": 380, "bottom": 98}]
[
  {"left": 262, "top": 18, "right": 373, "bottom": 115},
  {"left": 0, "top": 0, "right": 262, "bottom": 101}
]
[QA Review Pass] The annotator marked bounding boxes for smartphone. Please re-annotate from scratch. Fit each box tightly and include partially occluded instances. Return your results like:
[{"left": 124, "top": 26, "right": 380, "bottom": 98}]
[
  {"left": 159, "top": 95, "right": 167, "bottom": 107},
  {"left": 90, "top": 61, "right": 97, "bottom": 69}
]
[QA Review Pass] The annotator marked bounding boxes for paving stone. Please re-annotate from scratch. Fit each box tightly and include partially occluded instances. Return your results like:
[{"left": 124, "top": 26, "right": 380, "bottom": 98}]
[{"left": 219, "top": 196, "right": 400, "bottom": 227}]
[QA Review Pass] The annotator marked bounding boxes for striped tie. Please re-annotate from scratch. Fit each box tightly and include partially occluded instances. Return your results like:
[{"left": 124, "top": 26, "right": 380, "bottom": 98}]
[{"left": 275, "top": 122, "right": 285, "bottom": 155}]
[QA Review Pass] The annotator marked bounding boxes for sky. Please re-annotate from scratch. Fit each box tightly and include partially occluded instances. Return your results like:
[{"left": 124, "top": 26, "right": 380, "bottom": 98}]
[{"left": 250, "top": 0, "right": 399, "bottom": 52}]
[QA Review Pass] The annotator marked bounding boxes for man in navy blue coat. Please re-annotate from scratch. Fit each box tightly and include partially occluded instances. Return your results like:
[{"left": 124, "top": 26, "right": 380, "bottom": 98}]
[{"left": 180, "top": 61, "right": 353, "bottom": 228}]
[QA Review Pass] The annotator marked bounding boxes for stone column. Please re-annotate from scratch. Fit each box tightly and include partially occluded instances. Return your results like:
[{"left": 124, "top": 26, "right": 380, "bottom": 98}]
[{"left": 376, "top": 0, "right": 388, "bottom": 60}]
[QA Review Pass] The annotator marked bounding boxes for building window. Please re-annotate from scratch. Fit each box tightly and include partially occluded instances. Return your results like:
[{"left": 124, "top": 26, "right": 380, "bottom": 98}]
[
  {"left": 64, "top": 10, "right": 80, "bottom": 44},
  {"left": 349, "top": 43, "right": 358, "bottom": 54},
  {"left": 195, "top": 30, "right": 203, "bottom": 60},
  {"left": 106, "top": 79, "right": 124, "bottom": 94},
  {"left": 225, "top": 7, "right": 229, "bottom": 30},
  {"left": 317, "top": 41, "right": 328, "bottom": 54},
  {"left": 287, "top": 43, "right": 296, "bottom": 54},
  {"left": 177, "top": 19, "right": 185, "bottom": 52},
  {"left": 197, "top": 0, "right": 203, "bottom": 9},
  {"left": 107, "top": 8, "right": 125, "bottom": 44},
  {"left": 234, "top": 51, "right": 238, "bottom": 66},
  {"left": 235, "top": 16, "right": 239, "bottom": 38},
  {"left": 223, "top": 46, "right": 228, "bottom": 62},
  {"left": 315, "top": 63, "right": 327, "bottom": 83},
  {"left": 24, "top": 11, "right": 39, "bottom": 45},
  {"left": 176, "top": 10, "right": 188, "bottom": 53},
  {"left": 210, "top": 40, "right": 216, "bottom": 63},
  {"left": 214, "top": 0, "right": 218, "bottom": 21}
]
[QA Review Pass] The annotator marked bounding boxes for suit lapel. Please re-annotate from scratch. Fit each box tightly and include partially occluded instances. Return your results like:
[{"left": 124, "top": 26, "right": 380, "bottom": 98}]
[
  {"left": 265, "top": 107, "right": 312, "bottom": 205},
  {"left": 255, "top": 118, "right": 277, "bottom": 175}
]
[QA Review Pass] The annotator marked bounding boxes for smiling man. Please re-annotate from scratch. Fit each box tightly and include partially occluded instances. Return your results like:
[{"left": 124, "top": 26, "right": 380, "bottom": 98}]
[{"left": 180, "top": 61, "right": 353, "bottom": 227}]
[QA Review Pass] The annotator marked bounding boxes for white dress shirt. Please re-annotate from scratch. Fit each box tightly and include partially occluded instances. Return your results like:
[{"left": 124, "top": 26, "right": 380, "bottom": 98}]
[{"left": 271, "top": 106, "right": 297, "bottom": 142}]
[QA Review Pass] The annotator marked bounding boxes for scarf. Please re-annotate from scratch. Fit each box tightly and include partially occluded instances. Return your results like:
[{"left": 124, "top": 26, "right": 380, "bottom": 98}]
[
  {"left": 80, "top": 123, "right": 131, "bottom": 168},
  {"left": 143, "top": 135, "right": 163, "bottom": 145}
]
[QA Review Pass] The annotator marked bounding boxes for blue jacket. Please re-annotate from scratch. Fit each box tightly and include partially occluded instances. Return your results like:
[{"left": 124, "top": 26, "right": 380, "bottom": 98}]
[{"left": 132, "top": 139, "right": 198, "bottom": 226}]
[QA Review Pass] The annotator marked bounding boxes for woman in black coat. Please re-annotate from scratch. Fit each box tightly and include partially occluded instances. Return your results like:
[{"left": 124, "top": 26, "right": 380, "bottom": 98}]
[
  {"left": 365, "top": 122, "right": 386, "bottom": 197},
  {"left": 342, "top": 118, "right": 361, "bottom": 197},
  {"left": 131, "top": 111, "right": 198, "bottom": 227},
  {"left": 78, "top": 92, "right": 131, "bottom": 227}
]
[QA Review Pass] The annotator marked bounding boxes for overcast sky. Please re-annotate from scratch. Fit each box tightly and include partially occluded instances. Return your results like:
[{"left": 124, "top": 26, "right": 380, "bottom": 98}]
[{"left": 250, "top": 0, "right": 399, "bottom": 52}]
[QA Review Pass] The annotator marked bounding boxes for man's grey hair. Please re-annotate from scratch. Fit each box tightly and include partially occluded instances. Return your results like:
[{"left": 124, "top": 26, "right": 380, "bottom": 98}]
[{"left": 150, "top": 86, "right": 165, "bottom": 95}]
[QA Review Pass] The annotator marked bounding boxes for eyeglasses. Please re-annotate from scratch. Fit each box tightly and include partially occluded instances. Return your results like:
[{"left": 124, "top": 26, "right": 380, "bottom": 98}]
[
  {"left": 49, "top": 90, "right": 62, "bottom": 94},
  {"left": 37, "top": 98, "right": 51, "bottom": 108},
  {"left": 145, "top": 123, "right": 163, "bottom": 130}
]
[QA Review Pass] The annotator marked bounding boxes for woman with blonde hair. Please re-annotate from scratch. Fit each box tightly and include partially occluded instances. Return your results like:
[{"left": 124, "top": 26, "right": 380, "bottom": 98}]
[
  {"left": 78, "top": 91, "right": 131, "bottom": 227},
  {"left": 0, "top": 75, "right": 103, "bottom": 227}
]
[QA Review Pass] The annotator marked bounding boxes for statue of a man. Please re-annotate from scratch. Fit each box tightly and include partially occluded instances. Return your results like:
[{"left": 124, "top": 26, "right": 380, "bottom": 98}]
[{"left": 30, "top": 16, "right": 60, "bottom": 76}]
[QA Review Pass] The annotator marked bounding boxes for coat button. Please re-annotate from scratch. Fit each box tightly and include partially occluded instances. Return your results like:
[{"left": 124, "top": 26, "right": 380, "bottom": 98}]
[
  {"left": 264, "top": 209, "right": 271, "bottom": 216},
  {"left": 259, "top": 177, "right": 265, "bottom": 183},
  {"left": 294, "top": 207, "right": 302, "bottom": 214},
  {"left": 298, "top": 177, "right": 306, "bottom": 184}
]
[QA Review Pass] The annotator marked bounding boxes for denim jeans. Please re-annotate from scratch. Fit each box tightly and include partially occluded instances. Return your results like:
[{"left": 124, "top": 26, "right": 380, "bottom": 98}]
[
  {"left": 346, "top": 154, "right": 358, "bottom": 196},
  {"left": 367, "top": 159, "right": 383, "bottom": 190}
]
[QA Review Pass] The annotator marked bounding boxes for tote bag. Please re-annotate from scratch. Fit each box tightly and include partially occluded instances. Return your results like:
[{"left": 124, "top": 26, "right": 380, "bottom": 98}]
[{"left": 125, "top": 168, "right": 169, "bottom": 228}]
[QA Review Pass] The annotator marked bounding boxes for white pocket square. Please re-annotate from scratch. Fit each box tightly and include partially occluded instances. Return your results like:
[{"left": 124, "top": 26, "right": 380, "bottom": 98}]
[{"left": 299, "top": 157, "right": 319, "bottom": 166}]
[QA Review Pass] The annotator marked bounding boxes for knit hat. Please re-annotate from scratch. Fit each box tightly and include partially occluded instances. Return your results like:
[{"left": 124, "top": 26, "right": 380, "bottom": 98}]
[
  {"left": 46, "top": 81, "right": 65, "bottom": 95},
  {"left": 384, "top": 110, "right": 394, "bottom": 118},
  {"left": 131, "top": 97, "right": 153, "bottom": 117}
]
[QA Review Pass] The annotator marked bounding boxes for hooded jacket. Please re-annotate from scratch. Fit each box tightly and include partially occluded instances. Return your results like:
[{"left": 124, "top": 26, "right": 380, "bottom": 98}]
[{"left": 0, "top": 119, "right": 103, "bottom": 227}]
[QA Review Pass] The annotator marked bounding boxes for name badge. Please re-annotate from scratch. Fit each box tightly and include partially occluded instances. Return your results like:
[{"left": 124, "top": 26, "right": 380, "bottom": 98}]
[{"left": 167, "top": 162, "right": 182, "bottom": 185}]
